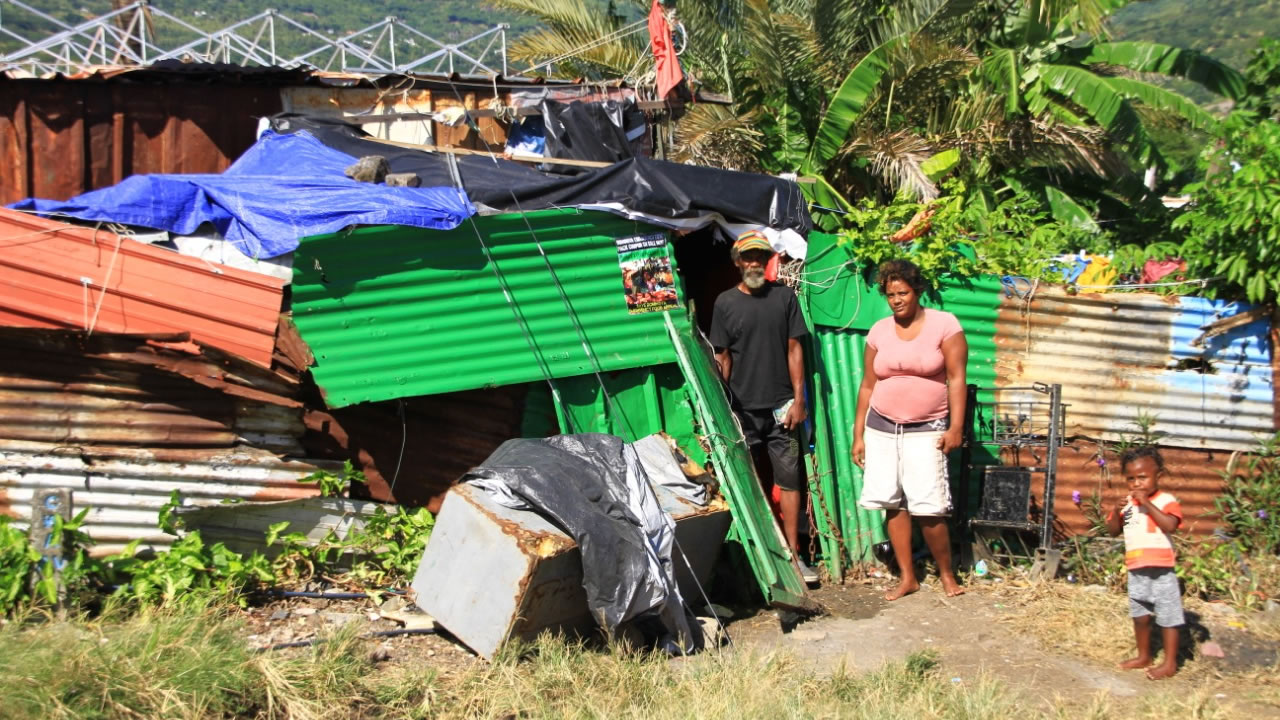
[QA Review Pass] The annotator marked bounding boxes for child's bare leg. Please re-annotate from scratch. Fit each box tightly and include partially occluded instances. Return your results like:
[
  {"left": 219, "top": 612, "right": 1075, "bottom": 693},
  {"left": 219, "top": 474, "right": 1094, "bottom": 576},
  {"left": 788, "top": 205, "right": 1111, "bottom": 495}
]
[
  {"left": 1146, "top": 626, "right": 1179, "bottom": 679},
  {"left": 1119, "top": 615, "right": 1153, "bottom": 669}
]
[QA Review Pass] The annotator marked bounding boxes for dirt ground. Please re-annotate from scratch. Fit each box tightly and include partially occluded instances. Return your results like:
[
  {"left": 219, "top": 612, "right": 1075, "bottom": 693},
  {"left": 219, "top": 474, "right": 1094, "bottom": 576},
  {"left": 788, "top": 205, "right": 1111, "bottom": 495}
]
[
  {"left": 242, "top": 577, "right": 1279, "bottom": 717},
  {"left": 725, "top": 577, "right": 1280, "bottom": 717}
]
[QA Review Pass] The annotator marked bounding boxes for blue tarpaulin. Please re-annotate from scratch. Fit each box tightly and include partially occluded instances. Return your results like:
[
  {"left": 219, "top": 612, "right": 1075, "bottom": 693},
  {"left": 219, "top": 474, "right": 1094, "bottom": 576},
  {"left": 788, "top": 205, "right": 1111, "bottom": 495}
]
[{"left": 8, "top": 131, "right": 475, "bottom": 259}]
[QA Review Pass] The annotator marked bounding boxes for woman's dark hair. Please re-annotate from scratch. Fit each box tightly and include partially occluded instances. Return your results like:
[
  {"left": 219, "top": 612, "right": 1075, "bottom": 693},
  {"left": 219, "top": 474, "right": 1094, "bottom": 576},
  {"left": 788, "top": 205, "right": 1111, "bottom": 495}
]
[
  {"left": 1119, "top": 445, "right": 1166, "bottom": 474},
  {"left": 876, "top": 259, "right": 928, "bottom": 296}
]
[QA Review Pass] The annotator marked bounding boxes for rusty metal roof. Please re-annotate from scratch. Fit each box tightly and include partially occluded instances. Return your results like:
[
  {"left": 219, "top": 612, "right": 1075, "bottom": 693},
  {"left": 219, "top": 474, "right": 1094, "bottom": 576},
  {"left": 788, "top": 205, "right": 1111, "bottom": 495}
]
[
  {"left": 0, "top": 208, "right": 285, "bottom": 366},
  {"left": 0, "top": 328, "right": 336, "bottom": 555}
]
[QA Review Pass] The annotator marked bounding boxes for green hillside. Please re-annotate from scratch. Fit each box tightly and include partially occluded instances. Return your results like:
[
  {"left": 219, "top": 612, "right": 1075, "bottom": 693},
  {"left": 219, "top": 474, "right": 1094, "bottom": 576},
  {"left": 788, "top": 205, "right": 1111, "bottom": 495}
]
[
  {"left": 4, "top": 0, "right": 1276, "bottom": 83},
  {"left": 0, "top": 0, "right": 538, "bottom": 61},
  {"left": 1110, "top": 0, "right": 1280, "bottom": 71}
]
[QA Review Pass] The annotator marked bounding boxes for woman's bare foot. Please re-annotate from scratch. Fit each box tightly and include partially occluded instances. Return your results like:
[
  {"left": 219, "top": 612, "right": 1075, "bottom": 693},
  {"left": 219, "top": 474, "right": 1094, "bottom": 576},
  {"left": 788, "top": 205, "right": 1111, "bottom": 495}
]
[
  {"left": 1145, "top": 662, "right": 1176, "bottom": 680},
  {"left": 940, "top": 575, "right": 965, "bottom": 597},
  {"left": 1118, "top": 656, "right": 1152, "bottom": 670},
  {"left": 885, "top": 578, "right": 920, "bottom": 601}
]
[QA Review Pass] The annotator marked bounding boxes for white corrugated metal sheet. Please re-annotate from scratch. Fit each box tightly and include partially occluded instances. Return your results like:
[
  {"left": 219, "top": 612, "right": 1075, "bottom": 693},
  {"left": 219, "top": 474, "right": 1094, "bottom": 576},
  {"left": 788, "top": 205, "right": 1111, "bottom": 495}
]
[{"left": 0, "top": 440, "right": 333, "bottom": 555}]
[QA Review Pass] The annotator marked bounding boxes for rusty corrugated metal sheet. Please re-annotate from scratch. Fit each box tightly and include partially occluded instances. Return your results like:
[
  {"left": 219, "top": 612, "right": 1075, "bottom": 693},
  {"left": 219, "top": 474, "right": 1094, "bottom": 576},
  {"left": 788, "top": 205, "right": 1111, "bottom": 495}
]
[
  {"left": 998, "top": 440, "right": 1228, "bottom": 540},
  {"left": 0, "top": 328, "right": 337, "bottom": 554},
  {"left": 0, "top": 79, "right": 283, "bottom": 204},
  {"left": 995, "top": 288, "right": 1273, "bottom": 452},
  {"left": 0, "top": 208, "right": 285, "bottom": 366},
  {"left": 304, "top": 383, "right": 541, "bottom": 511},
  {"left": 0, "top": 330, "right": 304, "bottom": 454}
]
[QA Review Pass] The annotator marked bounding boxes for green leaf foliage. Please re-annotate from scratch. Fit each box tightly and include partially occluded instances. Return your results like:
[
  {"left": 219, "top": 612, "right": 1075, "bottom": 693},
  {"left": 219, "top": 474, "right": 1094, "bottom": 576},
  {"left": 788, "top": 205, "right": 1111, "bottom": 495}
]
[
  {"left": 803, "top": 36, "right": 906, "bottom": 176},
  {"left": 1078, "top": 42, "right": 1248, "bottom": 101},
  {"left": 836, "top": 178, "right": 1114, "bottom": 284},
  {"left": 1173, "top": 112, "right": 1280, "bottom": 304}
]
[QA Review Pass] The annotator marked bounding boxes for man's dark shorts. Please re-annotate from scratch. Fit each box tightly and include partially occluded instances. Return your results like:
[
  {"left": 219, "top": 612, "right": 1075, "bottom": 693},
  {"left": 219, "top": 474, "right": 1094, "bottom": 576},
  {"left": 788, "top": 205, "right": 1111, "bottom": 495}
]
[{"left": 737, "top": 408, "right": 801, "bottom": 491}]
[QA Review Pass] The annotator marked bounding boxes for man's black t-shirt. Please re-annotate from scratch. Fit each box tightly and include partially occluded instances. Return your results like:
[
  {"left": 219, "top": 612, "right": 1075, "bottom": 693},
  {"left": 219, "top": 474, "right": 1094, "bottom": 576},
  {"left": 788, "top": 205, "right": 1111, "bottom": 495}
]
[{"left": 709, "top": 282, "right": 808, "bottom": 410}]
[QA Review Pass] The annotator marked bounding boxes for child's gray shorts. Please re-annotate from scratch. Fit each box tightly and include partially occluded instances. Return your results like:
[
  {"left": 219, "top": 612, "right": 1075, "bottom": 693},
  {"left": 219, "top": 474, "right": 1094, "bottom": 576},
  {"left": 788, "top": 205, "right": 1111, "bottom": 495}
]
[{"left": 1127, "top": 567, "right": 1185, "bottom": 627}]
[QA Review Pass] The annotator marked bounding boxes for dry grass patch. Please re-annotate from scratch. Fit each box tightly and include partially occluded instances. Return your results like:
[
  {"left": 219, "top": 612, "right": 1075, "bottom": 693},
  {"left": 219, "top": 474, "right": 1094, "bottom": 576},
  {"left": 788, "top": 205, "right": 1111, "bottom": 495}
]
[{"left": 983, "top": 580, "right": 1280, "bottom": 713}]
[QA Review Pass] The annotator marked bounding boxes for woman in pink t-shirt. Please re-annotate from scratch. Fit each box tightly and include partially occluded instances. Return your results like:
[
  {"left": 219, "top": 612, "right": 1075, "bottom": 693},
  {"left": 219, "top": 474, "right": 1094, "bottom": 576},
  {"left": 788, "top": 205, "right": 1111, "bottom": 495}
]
[{"left": 851, "top": 259, "right": 968, "bottom": 601}]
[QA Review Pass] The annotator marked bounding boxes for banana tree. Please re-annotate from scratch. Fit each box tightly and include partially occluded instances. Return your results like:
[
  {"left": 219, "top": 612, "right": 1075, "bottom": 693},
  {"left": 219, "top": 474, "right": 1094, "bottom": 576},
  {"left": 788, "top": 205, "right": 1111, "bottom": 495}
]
[{"left": 973, "top": 4, "right": 1247, "bottom": 169}]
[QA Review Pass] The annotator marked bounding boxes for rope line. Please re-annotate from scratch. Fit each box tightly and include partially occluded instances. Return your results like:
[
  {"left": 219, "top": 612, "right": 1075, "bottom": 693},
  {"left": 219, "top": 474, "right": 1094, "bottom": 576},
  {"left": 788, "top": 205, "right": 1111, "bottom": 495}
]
[{"left": 524, "top": 18, "right": 650, "bottom": 75}]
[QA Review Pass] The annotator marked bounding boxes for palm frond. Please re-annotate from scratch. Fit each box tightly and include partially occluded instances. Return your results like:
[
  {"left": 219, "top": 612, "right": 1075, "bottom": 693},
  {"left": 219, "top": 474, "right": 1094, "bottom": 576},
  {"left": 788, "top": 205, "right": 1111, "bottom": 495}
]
[
  {"left": 812, "top": 0, "right": 880, "bottom": 67},
  {"left": 934, "top": 90, "right": 1128, "bottom": 178},
  {"left": 494, "top": 0, "right": 647, "bottom": 78},
  {"left": 884, "top": 37, "right": 981, "bottom": 127},
  {"left": 506, "top": 28, "right": 645, "bottom": 79},
  {"left": 803, "top": 36, "right": 907, "bottom": 175},
  {"left": 870, "top": 0, "right": 984, "bottom": 48},
  {"left": 672, "top": 104, "right": 764, "bottom": 169},
  {"left": 974, "top": 48, "right": 1022, "bottom": 116},
  {"left": 1078, "top": 41, "right": 1248, "bottom": 101},
  {"left": 843, "top": 130, "right": 940, "bottom": 200}
]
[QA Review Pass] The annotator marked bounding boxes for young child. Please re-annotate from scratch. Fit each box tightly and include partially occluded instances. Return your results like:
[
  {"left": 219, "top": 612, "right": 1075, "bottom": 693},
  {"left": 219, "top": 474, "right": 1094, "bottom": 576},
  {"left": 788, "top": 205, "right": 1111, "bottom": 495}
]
[{"left": 1106, "top": 446, "right": 1184, "bottom": 680}]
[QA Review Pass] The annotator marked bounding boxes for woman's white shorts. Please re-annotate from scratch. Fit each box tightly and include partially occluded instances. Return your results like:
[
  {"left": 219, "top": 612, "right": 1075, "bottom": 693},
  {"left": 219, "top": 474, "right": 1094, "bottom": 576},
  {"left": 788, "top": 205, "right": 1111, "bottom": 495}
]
[{"left": 857, "top": 426, "right": 952, "bottom": 516}]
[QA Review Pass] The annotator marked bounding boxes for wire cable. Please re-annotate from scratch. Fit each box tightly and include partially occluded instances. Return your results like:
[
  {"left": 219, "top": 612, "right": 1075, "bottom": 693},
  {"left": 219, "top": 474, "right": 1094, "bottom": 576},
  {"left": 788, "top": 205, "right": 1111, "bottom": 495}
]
[{"left": 444, "top": 80, "right": 726, "bottom": 651}]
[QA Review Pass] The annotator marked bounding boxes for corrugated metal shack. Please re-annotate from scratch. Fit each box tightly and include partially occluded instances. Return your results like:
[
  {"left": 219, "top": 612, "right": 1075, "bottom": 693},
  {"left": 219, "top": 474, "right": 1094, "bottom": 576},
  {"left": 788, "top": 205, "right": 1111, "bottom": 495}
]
[
  {"left": 0, "top": 46, "right": 762, "bottom": 598},
  {"left": 800, "top": 231, "right": 1276, "bottom": 575},
  {"left": 289, "top": 210, "right": 814, "bottom": 608},
  {"left": 0, "top": 328, "right": 338, "bottom": 555},
  {"left": 1, "top": 52, "right": 813, "bottom": 606},
  {"left": 0, "top": 64, "right": 702, "bottom": 205}
]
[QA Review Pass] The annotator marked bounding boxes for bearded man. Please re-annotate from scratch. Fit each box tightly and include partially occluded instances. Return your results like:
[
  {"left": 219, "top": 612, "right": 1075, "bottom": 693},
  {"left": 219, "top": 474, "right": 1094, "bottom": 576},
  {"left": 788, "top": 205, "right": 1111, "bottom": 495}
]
[{"left": 709, "top": 230, "right": 817, "bottom": 584}]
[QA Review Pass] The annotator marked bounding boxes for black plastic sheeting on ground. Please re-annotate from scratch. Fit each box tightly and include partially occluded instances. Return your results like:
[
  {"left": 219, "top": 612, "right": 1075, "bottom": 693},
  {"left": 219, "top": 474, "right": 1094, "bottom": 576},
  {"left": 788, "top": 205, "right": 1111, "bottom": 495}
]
[
  {"left": 462, "top": 434, "right": 699, "bottom": 653},
  {"left": 268, "top": 113, "right": 811, "bottom": 235}
]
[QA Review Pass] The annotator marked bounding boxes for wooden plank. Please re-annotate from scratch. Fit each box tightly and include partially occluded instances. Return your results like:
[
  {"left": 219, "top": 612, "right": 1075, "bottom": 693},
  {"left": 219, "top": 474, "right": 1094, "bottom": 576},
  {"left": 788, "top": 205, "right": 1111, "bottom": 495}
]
[
  {"left": 363, "top": 136, "right": 616, "bottom": 168},
  {"left": 357, "top": 98, "right": 697, "bottom": 123}
]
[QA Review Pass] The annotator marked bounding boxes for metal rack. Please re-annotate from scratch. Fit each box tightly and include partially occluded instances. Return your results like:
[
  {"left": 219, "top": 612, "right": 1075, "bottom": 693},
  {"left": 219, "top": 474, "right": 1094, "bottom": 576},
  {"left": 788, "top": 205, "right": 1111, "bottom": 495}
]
[{"left": 959, "top": 383, "right": 1067, "bottom": 578}]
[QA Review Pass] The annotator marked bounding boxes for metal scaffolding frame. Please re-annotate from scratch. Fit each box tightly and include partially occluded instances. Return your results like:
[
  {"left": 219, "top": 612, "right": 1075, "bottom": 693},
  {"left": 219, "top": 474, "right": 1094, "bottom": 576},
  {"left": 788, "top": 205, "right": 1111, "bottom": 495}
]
[{"left": 0, "top": 0, "right": 510, "bottom": 76}]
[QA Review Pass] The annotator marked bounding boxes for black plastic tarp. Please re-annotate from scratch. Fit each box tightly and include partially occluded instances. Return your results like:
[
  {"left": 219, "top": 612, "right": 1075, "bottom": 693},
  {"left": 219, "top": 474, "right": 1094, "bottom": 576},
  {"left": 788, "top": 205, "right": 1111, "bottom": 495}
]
[
  {"left": 539, "top": 99, "right": 647, "bottom": 164},
  {"left": 268, "top": 113, "right": 811, "bottom": 235},
  {"left": 462, "top": 434, "right": 698, "bottom": 651}
]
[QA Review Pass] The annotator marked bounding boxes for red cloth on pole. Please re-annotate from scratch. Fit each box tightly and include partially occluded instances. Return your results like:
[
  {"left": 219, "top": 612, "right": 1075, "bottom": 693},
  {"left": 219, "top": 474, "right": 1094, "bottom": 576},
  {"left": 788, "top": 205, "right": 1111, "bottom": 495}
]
[{"left": 648, "top": 0, "right": 683, "bottom": 98}]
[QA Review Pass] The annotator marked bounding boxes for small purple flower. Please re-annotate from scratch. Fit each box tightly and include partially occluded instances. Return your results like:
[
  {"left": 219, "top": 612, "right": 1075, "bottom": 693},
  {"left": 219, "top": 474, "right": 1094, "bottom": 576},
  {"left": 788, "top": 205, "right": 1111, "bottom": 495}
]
[
  {"left": 1259, "top": 510, "right": 1269, "bottom": 520},
  {"left": 1072, "top": 491, "right": 1082, "bottom": 505},
  {"left": 1096, "top": 457, "right": 1107, "bottom": 467}
]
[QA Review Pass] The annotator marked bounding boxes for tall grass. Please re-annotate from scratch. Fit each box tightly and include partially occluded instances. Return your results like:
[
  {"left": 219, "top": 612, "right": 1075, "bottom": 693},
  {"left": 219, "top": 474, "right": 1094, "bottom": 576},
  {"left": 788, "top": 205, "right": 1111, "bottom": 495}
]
[
  {"left": 0, "top": 601, "right": 367, "bottom": 720},
  {"left": 0, "top": 601, "right": 1240, "bottom": 719}
]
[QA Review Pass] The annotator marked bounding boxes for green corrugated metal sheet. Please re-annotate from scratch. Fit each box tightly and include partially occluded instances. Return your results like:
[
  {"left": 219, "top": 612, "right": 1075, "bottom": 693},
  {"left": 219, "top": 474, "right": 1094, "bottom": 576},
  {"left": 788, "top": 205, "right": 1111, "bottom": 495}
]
[
  {"left": 795, "top": 298, "right": 844, "bottom": 579},
  {"left": 530, "top": 364, "right": 708, "bottom": 466},
  {"left": 801, "top": 232, "right": 1003, "bottom": 571},
  {"left": 292, "top": 210, "right": 681, "bottom": 408},
  {"left": 810, "top": 327, "right": 887, "bottom": 565},
  {"left": 665, "top": 313, "right": 816, "bottom": 611}
]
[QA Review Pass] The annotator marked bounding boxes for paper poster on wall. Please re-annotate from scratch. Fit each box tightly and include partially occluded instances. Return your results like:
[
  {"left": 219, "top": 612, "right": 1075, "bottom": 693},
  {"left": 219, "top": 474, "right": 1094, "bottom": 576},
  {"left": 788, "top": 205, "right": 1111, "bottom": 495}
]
[{"left": 616, "top": 233, "right": 680, "bottom": 315}]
